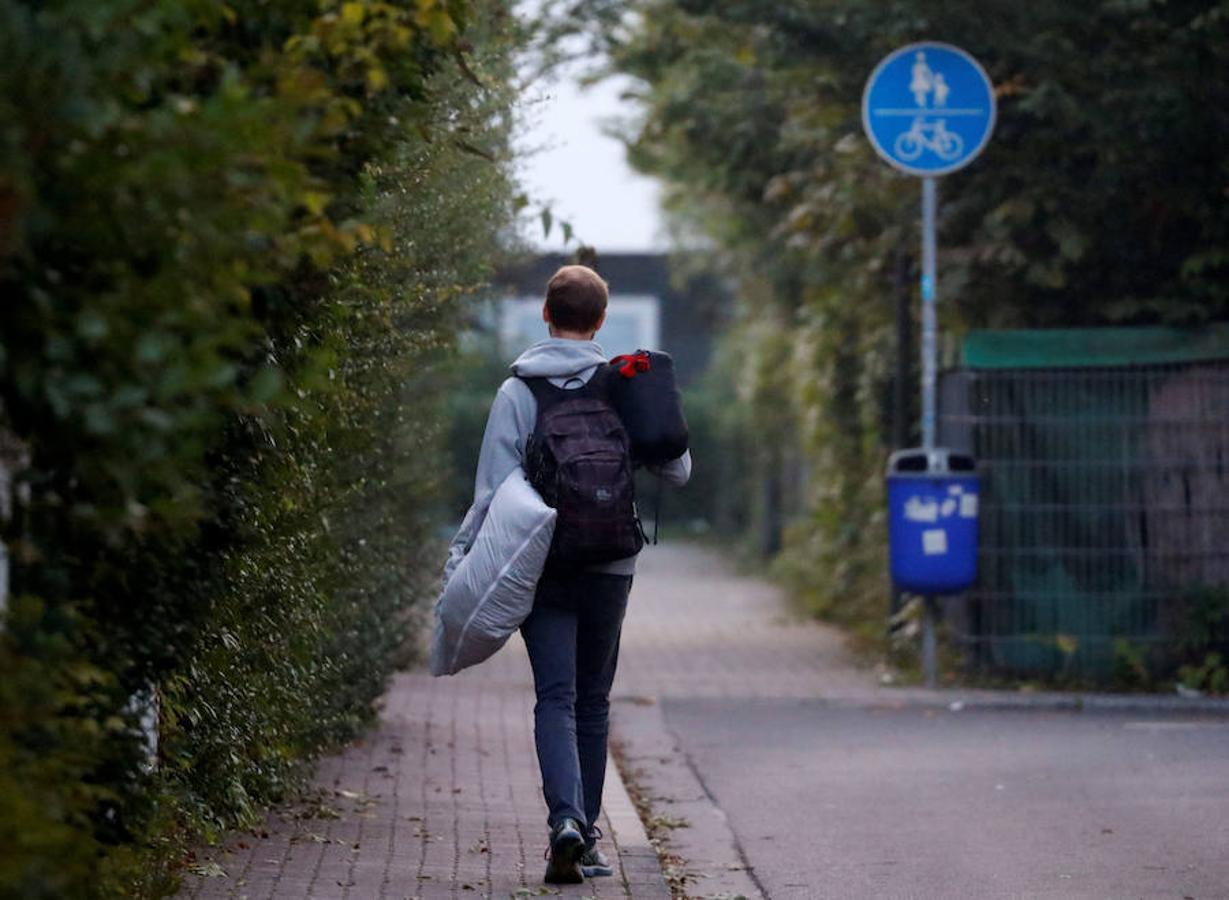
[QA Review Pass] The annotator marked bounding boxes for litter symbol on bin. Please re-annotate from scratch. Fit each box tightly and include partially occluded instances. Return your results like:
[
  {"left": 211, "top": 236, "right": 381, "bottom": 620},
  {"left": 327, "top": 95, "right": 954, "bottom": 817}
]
[
  {"left": 904, "top": 496, "right": 939, "bottom": 522},
  {"left": 922, "top": 528, "right": 948, "bottom": 556},
  {"left": 903, "top": 484, "right": 977, "bottom": 524}
]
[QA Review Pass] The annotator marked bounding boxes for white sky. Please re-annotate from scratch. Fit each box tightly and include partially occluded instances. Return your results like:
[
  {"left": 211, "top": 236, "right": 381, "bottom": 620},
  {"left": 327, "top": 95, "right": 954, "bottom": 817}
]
[{"left": 515, "top": 66, "right": 667, "bottom": 253}]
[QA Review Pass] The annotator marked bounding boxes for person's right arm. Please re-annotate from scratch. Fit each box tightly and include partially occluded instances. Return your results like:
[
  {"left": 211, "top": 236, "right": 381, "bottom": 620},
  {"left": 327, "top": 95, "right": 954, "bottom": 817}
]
[
  {"left": 649, "top": 448, "right": 692, "bottom": 486},
  {"left": 442, "top": 381, "right": 533, "bottom": 586}
]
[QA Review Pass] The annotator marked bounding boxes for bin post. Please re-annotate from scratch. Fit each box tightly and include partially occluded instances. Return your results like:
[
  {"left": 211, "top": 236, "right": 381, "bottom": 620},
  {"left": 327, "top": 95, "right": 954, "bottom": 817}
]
[{"left": 922, "top": 597, "right": 938, "bottom": 688}]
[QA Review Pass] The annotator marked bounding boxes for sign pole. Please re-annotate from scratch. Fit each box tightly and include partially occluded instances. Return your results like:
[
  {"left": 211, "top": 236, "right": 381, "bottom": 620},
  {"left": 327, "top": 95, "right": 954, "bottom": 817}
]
[
  {"left": 920, "top": 176, "right": 938, "bottom": 687},
  {"left": 921, "top": 176, "right": 937, "bottom": 451}
]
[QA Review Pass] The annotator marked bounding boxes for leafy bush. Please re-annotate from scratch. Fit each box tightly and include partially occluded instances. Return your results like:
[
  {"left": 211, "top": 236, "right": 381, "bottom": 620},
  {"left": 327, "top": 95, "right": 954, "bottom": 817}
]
[
  {"left": 0, "top": 1, "right": 522, "bottom": 895},
  {"left": 1171, "top": 585, "right": 1229, "bottom": 695},
  {"left": 1178, "top": 654, "right": 1229, "bottom": 696}
]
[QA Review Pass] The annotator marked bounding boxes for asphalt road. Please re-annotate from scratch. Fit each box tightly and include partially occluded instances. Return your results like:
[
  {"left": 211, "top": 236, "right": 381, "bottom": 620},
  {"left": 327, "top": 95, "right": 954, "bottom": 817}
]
[
  {"left": 611, "top": 544, "right": 1229, "bottom": 899},
  {"left": 662, "top": 698, "right": 1229, "bottom": 899}
]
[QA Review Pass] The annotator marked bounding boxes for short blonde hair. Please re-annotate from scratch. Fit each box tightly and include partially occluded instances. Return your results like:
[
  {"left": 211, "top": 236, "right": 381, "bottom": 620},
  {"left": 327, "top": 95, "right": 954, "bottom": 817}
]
[{"left": 545, "top": 265, "right": 608, "bottom": 333}]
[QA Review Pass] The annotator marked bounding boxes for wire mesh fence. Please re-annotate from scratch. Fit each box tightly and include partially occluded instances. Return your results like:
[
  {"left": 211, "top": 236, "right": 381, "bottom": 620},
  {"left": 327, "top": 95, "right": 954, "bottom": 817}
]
[{"left": 938, "top": 362, "right": 1229, "bottom": 678}]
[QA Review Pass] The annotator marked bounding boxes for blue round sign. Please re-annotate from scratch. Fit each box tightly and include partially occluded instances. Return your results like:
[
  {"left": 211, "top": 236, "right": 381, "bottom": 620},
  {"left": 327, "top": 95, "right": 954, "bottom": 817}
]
[{"left": 862, "top": 42, "right": 996, "bottom": 176}]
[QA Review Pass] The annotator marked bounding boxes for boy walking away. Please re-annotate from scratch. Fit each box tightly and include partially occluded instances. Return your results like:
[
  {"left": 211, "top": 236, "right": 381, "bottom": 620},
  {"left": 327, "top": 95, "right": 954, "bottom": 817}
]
[{"left": 445, "top": 264, "right": 691, "bottom": 884}]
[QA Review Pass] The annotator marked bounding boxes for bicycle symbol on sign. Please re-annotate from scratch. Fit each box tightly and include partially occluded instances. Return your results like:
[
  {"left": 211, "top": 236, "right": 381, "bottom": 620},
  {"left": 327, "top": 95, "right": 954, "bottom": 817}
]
[{"left": 893, "top": 118, "right": 965, "bottom": 162}]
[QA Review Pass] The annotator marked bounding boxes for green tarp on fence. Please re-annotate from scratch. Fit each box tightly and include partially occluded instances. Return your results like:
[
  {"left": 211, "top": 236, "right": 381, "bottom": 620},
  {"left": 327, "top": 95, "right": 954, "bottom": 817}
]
[{"left": 962, "top": 325, "right": 1229, "bottom": 369}]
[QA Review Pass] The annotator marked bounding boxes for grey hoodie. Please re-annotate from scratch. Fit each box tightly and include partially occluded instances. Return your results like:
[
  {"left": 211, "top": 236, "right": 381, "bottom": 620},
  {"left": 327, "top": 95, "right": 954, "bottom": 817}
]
[{"left": 444, "top": 337, "right": 692, "bottom": 584}]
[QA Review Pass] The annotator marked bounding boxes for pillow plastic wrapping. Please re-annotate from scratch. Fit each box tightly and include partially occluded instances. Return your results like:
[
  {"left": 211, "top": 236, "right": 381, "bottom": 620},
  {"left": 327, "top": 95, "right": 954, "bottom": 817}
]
[{"left": 430, "top": 468, "right": 556, "bottom": 676}]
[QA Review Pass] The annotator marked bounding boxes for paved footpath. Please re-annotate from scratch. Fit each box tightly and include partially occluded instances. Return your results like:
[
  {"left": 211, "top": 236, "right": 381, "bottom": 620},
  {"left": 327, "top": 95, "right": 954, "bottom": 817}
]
[{"left": 179, "top": 632, "right": 671, "bottom": 899}]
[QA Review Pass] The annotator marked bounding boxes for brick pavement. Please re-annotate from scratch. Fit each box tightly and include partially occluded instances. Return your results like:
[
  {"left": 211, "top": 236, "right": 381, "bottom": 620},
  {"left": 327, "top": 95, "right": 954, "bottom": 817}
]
[
  {"left": 178, "top": 540, "right": 874, "bottom": 900},
  {"left": 179, "top": 632, "right": 670, "bottom": 900}
]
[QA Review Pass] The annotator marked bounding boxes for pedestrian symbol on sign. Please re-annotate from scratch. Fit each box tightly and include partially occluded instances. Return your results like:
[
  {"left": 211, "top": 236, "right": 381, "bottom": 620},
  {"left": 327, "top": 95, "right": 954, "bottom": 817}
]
[
  {"left": 910, "top": 51, "right": 933, "bottom": 106},
  {"left": 909, "top": 51, "right": 952, "bottom": 108},
  {"left": 934, "top": 73, "right": 950, "bottom": 107}
]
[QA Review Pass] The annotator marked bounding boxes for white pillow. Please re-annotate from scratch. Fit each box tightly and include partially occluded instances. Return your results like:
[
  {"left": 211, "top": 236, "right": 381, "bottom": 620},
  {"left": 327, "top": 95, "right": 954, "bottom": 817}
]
[{"left": 430, "top": 467, "right": 556, "bottom": 676}]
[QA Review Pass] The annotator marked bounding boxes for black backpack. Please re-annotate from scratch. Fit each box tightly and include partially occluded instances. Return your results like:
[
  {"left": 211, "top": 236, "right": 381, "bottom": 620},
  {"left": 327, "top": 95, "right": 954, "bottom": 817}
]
[{"left": 521, "top": 365, "right": 644, "bottom": 566}]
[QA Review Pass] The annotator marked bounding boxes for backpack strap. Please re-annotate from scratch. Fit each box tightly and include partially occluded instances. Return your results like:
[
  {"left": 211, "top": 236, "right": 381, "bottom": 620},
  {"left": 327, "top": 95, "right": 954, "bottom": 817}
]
[
  {"left": 519, "top": 363, "right": 616, "bottom": 409},
  {"left": 580, "top": 363, "right": 618, "bottom": 401},
  {"left": 519, "top": 374, "right": 561, "bottom": 409}
]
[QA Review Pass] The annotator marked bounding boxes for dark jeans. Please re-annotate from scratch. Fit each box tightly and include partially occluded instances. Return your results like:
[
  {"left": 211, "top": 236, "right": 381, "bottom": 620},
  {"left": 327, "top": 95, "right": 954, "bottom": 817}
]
[{"left": 519, "top": 567, "right": 632, "bottom": 845}]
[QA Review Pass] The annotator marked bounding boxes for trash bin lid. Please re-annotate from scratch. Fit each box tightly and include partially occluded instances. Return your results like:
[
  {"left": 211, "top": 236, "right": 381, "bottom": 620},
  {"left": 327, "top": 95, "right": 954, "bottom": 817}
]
[{"left": 886, "top": 447, "right": 977, "bottom": 476}]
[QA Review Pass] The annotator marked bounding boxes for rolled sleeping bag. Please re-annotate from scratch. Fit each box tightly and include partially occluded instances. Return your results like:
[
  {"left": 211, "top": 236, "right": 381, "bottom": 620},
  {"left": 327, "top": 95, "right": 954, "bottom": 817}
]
[
  {"left": 608, "top": 350, "right": 689, "bottom": 465},
  {"left": 430, "top": 467, "right": 556, "bottom": 676}
]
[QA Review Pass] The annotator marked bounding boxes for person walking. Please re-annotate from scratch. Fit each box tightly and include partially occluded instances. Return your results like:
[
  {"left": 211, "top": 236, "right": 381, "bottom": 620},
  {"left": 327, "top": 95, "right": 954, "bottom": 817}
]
[{"left": 444, "top": 264, "right": 691, "bottom": 884}]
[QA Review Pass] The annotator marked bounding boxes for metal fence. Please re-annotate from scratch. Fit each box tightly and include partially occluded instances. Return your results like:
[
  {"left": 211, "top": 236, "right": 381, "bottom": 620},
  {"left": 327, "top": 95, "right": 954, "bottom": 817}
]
[{"left": 938, "top": 362, "right": 1229, "bottom": 677}]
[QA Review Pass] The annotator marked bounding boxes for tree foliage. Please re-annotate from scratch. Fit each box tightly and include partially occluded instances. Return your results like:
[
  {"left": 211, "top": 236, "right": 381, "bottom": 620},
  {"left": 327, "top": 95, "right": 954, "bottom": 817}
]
[
  {"left": 0, "top": 1, "right": 523, "bottom": 895},
  {"left": 569, "top": 0, "right": 1229, "bottom": 634}
]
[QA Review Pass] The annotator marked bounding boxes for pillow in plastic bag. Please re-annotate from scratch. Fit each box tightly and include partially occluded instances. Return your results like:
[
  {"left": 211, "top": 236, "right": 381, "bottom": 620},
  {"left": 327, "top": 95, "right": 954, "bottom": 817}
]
[{"left": 430, "top": 467, "right": 556, "bottom": 676}]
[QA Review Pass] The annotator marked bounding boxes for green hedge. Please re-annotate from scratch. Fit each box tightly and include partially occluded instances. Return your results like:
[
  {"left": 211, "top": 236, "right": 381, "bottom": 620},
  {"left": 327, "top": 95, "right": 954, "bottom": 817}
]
[{"left": 0, "top": 1, "right": 521, "bottom": 896}]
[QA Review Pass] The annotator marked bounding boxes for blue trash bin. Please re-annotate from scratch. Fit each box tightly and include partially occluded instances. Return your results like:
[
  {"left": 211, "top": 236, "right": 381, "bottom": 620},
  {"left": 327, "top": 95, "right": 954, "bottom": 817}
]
[{"left": 886, "top": 448, "right": 980, "bottom": 594}]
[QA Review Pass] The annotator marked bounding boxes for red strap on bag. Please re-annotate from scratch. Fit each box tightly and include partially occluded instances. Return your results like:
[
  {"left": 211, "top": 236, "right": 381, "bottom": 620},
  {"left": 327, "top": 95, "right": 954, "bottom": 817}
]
[{"left": 610, "top": 350, "right": 651, "bottom": 379}]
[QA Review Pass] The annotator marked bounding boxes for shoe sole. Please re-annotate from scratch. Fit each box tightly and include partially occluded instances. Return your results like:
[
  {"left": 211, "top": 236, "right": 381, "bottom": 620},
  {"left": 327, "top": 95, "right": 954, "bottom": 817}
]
[
  {"left": 543, "top": 830, "right": 585, "bottom": 884},
  {"left": 581, "top": 863, "right": 614, "bottom": 878}
]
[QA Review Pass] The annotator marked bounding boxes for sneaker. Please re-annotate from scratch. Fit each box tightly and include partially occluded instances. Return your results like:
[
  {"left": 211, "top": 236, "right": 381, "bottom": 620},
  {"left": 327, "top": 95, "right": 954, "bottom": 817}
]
[
  {"left": 579, "top": 845, "right": 614, "bottom": 878},
  {"left": 543, "top": 817, "right": 585, "bottom": 884}
]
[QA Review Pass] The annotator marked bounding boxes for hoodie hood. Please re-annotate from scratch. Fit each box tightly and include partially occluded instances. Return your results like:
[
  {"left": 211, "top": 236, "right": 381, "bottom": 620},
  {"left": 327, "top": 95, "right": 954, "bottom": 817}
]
[{"left": 509, "top": 337, "right": 609, "bottom": 378}]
